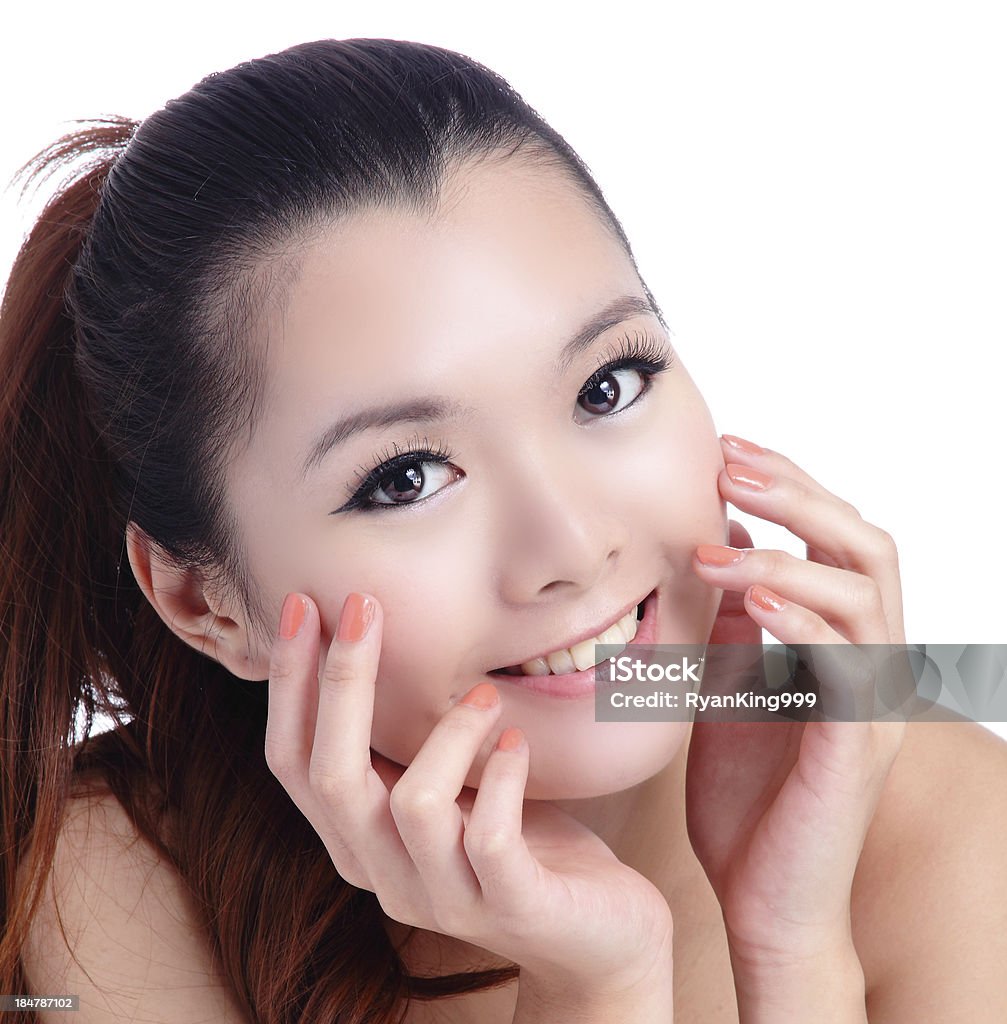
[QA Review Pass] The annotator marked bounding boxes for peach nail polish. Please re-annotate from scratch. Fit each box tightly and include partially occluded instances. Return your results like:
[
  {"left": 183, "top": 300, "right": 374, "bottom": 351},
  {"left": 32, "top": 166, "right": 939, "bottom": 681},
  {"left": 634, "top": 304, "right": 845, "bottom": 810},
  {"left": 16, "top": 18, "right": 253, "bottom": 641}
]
[
  {"left": 279, "top": 593, "right": 306, "bottom": 639},
  {"left": 750, "top": 585, "right": 786, "bottom": 612},
  {"left": 459, "top": 682, "right": 500, "bottom": 709},
  {"left": 497, "top": 727, "right": 525, "bottom": 752},
  {"left": 337, "top": 593, "right": 375, "bottom": 643},
  {"left": 696, "top": 544, "right": 747, "bottom": 566},
  {"left": 721, "top": 434, "right": 765, "bottom": 455},
  {"left": 726, "top": 463, "right": 773, "bottom": 491}
]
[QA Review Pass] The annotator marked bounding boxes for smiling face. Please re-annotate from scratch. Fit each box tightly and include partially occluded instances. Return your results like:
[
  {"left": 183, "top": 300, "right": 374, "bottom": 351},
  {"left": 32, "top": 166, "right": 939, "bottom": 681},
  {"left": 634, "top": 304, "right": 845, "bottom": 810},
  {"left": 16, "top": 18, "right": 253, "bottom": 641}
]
[{"left": 226, "top": 151, "right": 728, "bottom": 800}]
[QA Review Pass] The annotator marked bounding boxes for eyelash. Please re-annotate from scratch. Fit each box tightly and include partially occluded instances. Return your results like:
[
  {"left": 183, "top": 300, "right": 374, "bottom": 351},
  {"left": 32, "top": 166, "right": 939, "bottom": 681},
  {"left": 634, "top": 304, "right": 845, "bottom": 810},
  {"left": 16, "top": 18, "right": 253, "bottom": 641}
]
[{"left": 334, "top": 329, "right": 675, "bottom": 514}]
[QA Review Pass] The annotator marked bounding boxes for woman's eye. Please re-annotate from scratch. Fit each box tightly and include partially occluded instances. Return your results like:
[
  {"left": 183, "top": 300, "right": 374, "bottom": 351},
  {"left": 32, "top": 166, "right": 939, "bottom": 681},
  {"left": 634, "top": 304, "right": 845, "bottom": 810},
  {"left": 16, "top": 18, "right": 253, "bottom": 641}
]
[
  {"left": 367, "top": 460, "right": 458, "bottom": 507},
  {"left": 575, "top": 365, "right": 648, "bottom": 420}
]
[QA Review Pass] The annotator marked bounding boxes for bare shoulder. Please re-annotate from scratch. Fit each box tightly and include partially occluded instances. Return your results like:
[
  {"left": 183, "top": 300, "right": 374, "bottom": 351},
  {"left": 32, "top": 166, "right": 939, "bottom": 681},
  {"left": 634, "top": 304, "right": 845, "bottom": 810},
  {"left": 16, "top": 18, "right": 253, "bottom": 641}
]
[
  {"left": 19, "top": 784, "right": 249, "bottom": 1023},
  {"left": 851, "top": 720, "right": 1007, "bottom": 1020}
]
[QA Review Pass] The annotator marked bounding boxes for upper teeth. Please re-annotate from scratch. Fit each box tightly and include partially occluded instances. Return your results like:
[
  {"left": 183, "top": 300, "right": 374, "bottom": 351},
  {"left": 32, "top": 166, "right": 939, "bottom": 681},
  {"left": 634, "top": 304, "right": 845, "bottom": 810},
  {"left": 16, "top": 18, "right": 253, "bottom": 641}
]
[{"left": 516, "top": 608, "right": 640, "bottom": 676}]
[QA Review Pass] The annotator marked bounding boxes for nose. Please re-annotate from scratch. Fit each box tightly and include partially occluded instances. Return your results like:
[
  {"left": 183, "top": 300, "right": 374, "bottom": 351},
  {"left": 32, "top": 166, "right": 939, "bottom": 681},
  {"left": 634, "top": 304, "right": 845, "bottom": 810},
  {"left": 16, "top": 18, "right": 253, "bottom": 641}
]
[{"left": 492, "top": 444, "right": 631, "bottom": 604}]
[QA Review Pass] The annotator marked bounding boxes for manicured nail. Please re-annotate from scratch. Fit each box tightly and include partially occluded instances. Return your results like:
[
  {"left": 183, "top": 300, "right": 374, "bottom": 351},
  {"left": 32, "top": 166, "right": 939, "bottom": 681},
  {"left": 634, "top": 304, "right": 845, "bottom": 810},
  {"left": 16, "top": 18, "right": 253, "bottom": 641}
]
[
  {"left": 721, "top": 434, "right": 765, "bottom": 455},
  {"left": 337, "top": 592, "right": 375, "bottom": 643},
  {"left": 749, "top": 585, "right": 786, "bottom": 612},
  {"left": 726, "top": 463, "right": 773, "bottom": 491},
  {"left": 279, "top": 593, "right": 307, "bottom": 639},
  {"left": 459, "top": 682, "right": 500, "bottom": 709},
  {"left": 696, "top": 544, "right": 747, "bottom": 567},
  {"left": 497, "top": 727, "right": 525, "bottom": 752}
]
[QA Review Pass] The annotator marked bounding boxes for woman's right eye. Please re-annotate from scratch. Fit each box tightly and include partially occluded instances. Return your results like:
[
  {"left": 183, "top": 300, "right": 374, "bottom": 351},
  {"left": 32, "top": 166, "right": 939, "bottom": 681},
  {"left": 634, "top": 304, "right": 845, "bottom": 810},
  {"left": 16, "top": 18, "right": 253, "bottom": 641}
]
[
  {"left": 332, "top": 443, "right": 461, "bottom": 515},
  {"left": 365, "top": 460, "right": 459, "bottom": 508}
]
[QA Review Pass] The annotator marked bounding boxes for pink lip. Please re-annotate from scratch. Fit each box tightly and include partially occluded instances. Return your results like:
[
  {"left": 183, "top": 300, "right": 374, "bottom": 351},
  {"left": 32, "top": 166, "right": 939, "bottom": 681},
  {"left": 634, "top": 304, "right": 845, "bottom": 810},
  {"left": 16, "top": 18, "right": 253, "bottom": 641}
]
[
  {"left": 488, "top": 589, "right": 652, "bottom": 674},
  {"left": 488, "top": 586, "right": 660, "bottom": 700}
]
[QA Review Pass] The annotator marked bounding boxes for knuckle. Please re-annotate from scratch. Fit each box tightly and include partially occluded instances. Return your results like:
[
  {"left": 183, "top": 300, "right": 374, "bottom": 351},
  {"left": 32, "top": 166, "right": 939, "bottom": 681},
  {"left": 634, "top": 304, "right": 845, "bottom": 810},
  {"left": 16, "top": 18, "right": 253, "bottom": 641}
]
[
  {"left": 263, "top": 741, "right": 297, "bottom": 783},
  {"left": 377, "top": 893, "right": 423, "bottom": 930},
  {"left": 339, "top": 870, "right": 372, "bottom": 890},
  {"left": 389, "top": 781, "right": 441, "bottom": 820},
  {"left": 269, "top": 657, "right": 298, "bottom": 688},
  {"left": 308, "top": 767, "right": 349, "bottom": 807},
  {"left": 848, "top": 574, "right": 882, "bottom": 612},
  {"left": 464, "top": 824, "right": 511, "bottom": 862},
  {"left": 870, "top": 525, "right": 898, "bottom": 558},
  {"left": 761, "top": 548, "right": 792, "bottom": 586},
  {"left": 320, "top": 657, "right": 357, "bottom": 691},
  {"left": 325, "top": 849, "right": 370, "bottom": 890}
]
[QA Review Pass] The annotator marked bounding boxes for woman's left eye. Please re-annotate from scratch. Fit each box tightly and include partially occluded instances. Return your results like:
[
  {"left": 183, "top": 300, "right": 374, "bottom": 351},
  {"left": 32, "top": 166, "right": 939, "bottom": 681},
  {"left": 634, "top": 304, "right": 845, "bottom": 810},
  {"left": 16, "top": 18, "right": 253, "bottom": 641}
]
[{"left": 575, "top": 364, "right": 651, "bottom": 420}]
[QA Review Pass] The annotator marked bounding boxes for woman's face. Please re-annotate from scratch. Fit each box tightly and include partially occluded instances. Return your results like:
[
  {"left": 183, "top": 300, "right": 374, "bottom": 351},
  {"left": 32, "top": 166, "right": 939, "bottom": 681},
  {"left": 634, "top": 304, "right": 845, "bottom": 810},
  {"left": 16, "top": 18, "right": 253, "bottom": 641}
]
[{"left": 226, "top": 153, "right": 728, "bottom": 800}]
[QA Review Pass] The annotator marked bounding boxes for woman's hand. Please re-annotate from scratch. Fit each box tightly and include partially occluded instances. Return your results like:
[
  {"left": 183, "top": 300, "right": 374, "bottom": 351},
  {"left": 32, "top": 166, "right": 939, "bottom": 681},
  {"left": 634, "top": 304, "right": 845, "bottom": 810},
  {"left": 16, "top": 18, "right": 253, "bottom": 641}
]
[
  {"left": 262, "top": 591, "right": 675, "bottom": 1002},
  {"left": 685, "top": 434, "right": 908, "bottom": 985}
]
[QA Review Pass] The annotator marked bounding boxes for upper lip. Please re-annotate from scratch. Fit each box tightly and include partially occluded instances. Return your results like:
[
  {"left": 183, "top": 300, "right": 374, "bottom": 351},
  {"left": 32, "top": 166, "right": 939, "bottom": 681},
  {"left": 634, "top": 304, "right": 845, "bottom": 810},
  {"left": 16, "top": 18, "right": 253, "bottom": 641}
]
[{"left": 490, "top": 587, "right": 653, "bottom": 671}]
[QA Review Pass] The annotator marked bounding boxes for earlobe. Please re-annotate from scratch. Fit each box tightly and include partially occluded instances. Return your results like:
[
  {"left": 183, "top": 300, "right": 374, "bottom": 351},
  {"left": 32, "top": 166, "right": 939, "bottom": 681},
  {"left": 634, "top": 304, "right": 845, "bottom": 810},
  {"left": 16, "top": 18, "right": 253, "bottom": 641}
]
[{"left": 124, "top": 522, "right": 269, "bottom": 681}]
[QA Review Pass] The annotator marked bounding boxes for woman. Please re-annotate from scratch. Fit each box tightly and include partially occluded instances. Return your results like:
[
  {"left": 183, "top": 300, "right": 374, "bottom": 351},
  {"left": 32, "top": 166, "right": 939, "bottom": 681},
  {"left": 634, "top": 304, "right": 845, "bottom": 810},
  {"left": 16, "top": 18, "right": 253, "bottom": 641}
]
[{"left": 2, "top": 37, "right": 1005, "bottom": 1023}]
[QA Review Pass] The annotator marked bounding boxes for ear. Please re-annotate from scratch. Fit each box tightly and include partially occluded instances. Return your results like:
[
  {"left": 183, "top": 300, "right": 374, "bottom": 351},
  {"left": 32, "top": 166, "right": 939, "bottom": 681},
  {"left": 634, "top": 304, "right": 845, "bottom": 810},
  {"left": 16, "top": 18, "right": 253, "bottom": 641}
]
[{"left": 125, "top": 522, "right": 269, "bottom": 681}]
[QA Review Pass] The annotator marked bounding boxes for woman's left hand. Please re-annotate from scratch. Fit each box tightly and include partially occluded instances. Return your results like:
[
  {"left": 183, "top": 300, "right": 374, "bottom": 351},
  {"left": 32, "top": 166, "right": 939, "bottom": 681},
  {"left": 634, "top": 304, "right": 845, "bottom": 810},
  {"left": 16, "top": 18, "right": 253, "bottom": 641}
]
[{"left": 684, "top": 433, "right": 909, "bottom": 982}]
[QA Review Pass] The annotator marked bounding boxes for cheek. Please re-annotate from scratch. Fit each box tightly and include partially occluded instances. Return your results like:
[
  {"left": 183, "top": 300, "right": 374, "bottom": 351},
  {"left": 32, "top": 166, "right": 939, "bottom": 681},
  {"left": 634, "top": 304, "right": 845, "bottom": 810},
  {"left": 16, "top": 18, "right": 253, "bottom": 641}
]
[
  {"left": 619, "top": 389, "right": 727, "bottom": 640},
  {"left": 333, "top": 545, "right": 477, "bottom": 761},
  {"left": 616, "top": 385, "right": 726, "bottom": 540}
]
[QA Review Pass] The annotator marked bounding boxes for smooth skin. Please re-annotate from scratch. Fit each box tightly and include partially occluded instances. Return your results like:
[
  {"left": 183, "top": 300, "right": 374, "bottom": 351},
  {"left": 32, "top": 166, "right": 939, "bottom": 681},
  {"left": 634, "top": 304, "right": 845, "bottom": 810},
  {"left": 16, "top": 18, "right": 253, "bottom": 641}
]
[
  {"left": 263, "top": 436, "right": 905, "bottom": 1020},
  {"left": 122, "top": 151, "right": 1007, "bottom": 1021}
]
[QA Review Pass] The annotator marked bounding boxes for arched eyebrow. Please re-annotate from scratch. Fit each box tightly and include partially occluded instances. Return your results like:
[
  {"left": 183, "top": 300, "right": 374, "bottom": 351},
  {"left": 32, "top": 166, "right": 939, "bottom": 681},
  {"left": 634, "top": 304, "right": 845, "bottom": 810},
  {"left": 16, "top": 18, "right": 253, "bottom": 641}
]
[{"left": 298, "top": 292, "right": 662, "bottom": 481}]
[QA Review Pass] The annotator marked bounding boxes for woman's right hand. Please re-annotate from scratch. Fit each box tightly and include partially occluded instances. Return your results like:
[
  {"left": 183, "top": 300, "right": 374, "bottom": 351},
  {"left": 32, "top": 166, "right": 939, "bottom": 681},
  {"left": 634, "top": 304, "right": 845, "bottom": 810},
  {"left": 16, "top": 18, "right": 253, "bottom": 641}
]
[{"left": 263, "top": 590, "right": 675, "bottom": 1000}]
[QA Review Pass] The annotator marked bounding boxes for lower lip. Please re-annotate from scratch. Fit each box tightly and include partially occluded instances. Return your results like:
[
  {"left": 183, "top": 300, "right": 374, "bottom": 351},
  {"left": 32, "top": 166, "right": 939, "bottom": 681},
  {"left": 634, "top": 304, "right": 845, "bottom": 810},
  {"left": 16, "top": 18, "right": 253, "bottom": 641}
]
[{"left": 489, "top": 587, "right": 660, "bottom": 700}]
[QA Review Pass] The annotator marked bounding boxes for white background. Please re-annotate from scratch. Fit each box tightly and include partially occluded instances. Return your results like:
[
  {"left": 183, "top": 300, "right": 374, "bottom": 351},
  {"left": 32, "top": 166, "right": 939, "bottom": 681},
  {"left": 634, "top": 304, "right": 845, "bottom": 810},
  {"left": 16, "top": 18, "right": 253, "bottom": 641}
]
[{"left": 2, "top": 1, "right": 1004, "bottom": 741}]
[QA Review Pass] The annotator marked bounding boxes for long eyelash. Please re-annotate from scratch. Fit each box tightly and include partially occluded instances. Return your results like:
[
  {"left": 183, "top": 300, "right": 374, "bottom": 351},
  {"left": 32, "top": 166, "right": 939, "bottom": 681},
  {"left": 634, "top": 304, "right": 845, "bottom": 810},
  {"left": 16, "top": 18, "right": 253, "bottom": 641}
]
[
  {"left": 339, "top": 434, "right": 456, "bottom": 512},
  {"left": 579, "top": 329, "right": 675, "bottom": 399}
]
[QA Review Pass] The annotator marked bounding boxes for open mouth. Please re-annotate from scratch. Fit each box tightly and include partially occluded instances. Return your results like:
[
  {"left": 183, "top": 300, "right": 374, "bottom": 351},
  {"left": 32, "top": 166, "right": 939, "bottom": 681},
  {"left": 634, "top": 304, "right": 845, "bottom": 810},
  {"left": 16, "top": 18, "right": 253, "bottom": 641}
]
[{"left": 487, "top": 588, "right": 656, "bottom": 678}]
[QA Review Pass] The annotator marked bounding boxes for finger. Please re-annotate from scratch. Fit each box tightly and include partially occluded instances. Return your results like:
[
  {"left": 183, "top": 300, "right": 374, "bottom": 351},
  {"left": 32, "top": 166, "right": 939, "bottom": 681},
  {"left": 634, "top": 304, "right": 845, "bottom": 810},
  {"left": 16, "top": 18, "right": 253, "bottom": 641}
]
[
  {"left": 463, "top": 728, "right": 542, "bottom": 918},
  {"left": 387, "top": 682, "right": 506, "bottom": 923},
  {"left": 308, "top": 592, "right": 418, "bottom": 892},
  {"left": 720, "top": 434, "right": 846, "bottom": 504},
  {"left": 707, "top": 519, "right": 763, "bottom": 639},
  {"left": 264, "top": 592, "right": 322, "bottom": 800},
  {"left": 741, "top": 584, "right": 893, "bottom": 729},
  {"left": 265, "top": 592, "right": 370, "bottom": 888},
  {"left": 694, "top": 546, "right": 891, "bottom": 644},
  {"left": 714, "top": 450, "right": 905, "bottom": 641},
  {"left": 310, "top": 592, "right": 383, "bottom": 786}
]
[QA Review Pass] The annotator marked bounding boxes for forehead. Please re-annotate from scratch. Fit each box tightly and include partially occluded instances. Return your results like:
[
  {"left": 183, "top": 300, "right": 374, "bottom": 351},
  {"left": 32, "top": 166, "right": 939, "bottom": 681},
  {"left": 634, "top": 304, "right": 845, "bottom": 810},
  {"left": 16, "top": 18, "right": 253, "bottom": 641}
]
[{"left": 269, "top": 156, "right": 635, "bottom": 366}]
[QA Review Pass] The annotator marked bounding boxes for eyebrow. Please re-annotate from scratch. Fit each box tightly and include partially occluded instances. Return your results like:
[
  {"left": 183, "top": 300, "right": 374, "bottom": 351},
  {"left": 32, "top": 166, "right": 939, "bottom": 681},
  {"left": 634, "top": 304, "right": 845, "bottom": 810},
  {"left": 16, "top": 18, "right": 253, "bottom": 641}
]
[{"left": 299, "top": 292, "right": 661, "bottom": 480}]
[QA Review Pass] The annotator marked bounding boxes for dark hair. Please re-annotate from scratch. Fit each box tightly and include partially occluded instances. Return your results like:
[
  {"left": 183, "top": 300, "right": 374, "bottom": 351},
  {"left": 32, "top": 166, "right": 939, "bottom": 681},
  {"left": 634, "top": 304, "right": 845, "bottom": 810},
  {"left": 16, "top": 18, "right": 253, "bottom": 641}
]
[{"left": 0, "top": 37, "right": 661, "bottom": 1023}]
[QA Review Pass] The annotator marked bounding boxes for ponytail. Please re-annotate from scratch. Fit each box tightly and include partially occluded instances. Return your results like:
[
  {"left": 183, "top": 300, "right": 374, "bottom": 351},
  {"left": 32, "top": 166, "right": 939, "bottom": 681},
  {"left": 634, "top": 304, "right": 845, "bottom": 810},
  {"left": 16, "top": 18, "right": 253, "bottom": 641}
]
[{"left": 0, "top": 119, "right": 140, "bottom": 1017}]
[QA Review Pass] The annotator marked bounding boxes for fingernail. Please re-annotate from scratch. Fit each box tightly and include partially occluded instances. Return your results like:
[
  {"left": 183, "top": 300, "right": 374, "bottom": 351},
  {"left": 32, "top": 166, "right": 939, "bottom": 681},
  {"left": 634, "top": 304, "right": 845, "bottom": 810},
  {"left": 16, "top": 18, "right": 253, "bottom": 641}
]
[
  {"left": 726, "top": 463, "right": 773, "bottom": 491},
  {"left": 337, "top": 592, "right": 375, "bottom": 643},
  {"left": 721, "top": 434, "right": 765, "bottom": 455},
  {"left": 497, "top": 727, "right": 525, "bottom": 752},
  {"left": 279, "top": 593, "right": 307, "bottom": 639},
  {"left": 696, "top": 544, "right": 747, "bottom": 567},
  {"left": 458, "top": 681, "right": 500, "bottom": 709},
  {"left": 749, "top": 585, "right": 786, "bottom": 612}
]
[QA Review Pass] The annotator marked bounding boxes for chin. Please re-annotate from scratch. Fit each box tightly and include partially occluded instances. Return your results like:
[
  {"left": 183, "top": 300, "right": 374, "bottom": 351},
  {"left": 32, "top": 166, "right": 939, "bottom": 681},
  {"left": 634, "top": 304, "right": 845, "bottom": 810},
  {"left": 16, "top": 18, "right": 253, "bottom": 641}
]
[{"left": 511, "top": 720, "right": 690, "bottom": 801}]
